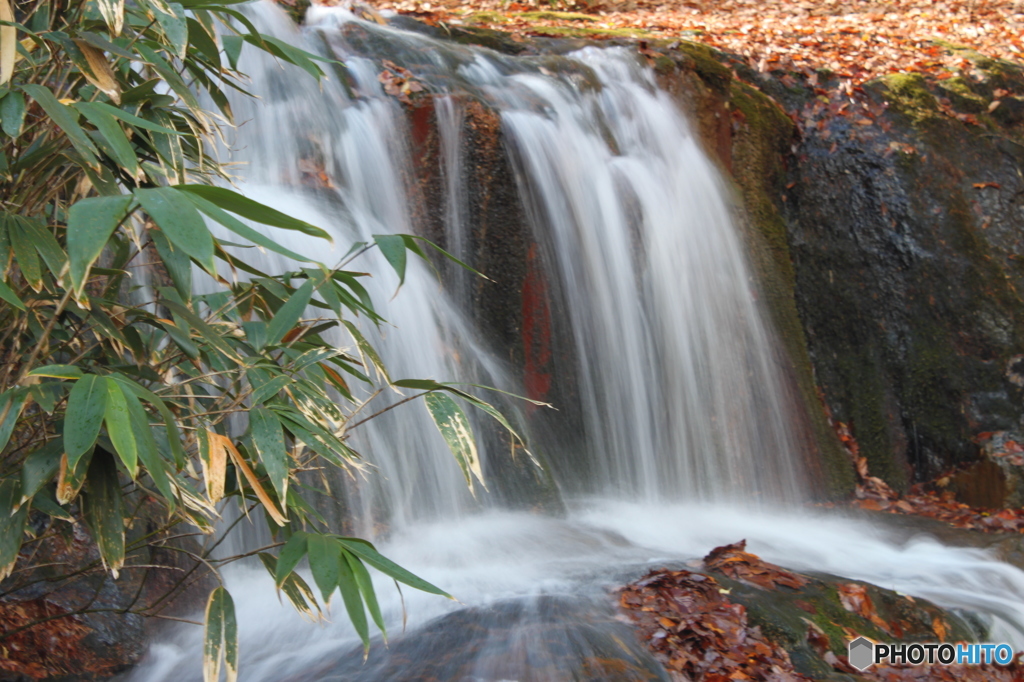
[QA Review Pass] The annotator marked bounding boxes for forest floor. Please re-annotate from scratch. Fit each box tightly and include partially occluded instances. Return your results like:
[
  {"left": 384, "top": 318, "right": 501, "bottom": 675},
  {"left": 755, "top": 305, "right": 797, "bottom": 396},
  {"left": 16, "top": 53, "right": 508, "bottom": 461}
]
[{"left": 355, "top": 0, "right": 1023, "bottom": 84}]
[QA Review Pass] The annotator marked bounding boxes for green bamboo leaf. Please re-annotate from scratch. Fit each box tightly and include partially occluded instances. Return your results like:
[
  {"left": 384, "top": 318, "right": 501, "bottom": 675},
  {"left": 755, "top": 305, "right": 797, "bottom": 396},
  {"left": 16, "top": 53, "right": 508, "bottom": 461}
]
[
  {"left": 0, "top": 90, "right": 25, "bottom": 137},
  {"left": 155, "top": 2, "right": 189, "bottom": 58},
  {"left": 243, "top": 34, "right": 325, "bottom": 82},
  {"left": 249, "top": 407, "right": 288, "bottom": 505},
  {"left": 337, "top": 549, "right": 370, "bottom": 653},
  {"left": 64, "top": 375, "right": 108, "bottom": 471},
  {"left": 21, "top": 84, "right": 100, "bottom": 169},
  {"left": 204, "top": 586, "right": 238, "bottom": 682},
  {"left": 175, "top": 185, "right": 332, "bottom": 242},
  {"left": 338, "top": 538, "right": 451, "bottom": 597},
  {"left": 103, "top": 378, "right": 138, "bottom": 478},
  {"left": 28, "top": 365, "right": 83, "bottom": 380},
  {"left": 9, "top": 216, "right": 41, "bottom": 291},
  {"left": 187, "top": 17, "right": 220, "bottom": 71},
  {"left": 134, "top": 44, "right": 200, "bottom": 111},
  {"left": 75, "top": 103, "right": 141, "bottom": 180},
  {"left": 82, "top": 450, "right": 125, "bottom": 577},
  {"left": 150, "top": 228, "right": 192, "bottom": 300},
  {"left": 16, "top": 216, "right": 66, "bottom": 278},
  {"left": 424, "top": 392, "right": 485, "bottom": 492},
  {"left": 373, "top": 234, "right": 406, "bottom": 287},
  {"left": 0, "top": 278, "right": 23, "bottom": 310},
  {"left": 20, "top": 438, "right": 63, "bottom": 504},
  {"left": 181, "top": 191, "right": 316, "bottom": 263},
  {"left": 135, "top": 187, "right": 215, "bottom": 274},
  {"left": 109, "top": 373, "right": 186, "bottom": 470},
  {"left": 0, "top": 387, "right": 28, "bottom": 454},
  {"left": 67, "top": 195, "right": 133, "bottom": 296},
  {"left": 275, "top": 531, "right": 308, "bottom": 589},
  {"left": 85, "top": 101, "right": 181, "bottom": 135},
  {"left": 0, "top": 478, "right": 28, "bottom": 581},
  {"left": 265, "top": 278, "right": 315, "bottom": 349},
  {"left": 307, "top": 533, "right": 340, "bottom": 605},
  {"left": 345, "top": 550, "right": 386, "bottom": 643},
  {"left": 120, "top": 386, "right": 175, "bottom": 505},
  {"left": 222, "top": 34, "right": 243, "bottom": 70}
]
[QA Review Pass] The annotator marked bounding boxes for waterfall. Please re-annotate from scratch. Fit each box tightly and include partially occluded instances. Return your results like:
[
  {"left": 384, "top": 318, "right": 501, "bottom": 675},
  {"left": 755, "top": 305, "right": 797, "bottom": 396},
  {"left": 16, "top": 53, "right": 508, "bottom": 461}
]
[{"left": 123, "top": 4, "right": 1024, "bottom": 679}]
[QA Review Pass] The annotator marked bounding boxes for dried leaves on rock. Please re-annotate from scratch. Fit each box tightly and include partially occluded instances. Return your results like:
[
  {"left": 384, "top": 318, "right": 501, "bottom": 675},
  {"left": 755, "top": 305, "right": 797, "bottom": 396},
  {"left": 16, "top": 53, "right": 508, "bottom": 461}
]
[
  {"left": 367, "top": 0, "right": 1022, "bottom": 85},
  {"left": 703, "top": 540, "right": 808, "bottom": 591},
  {"left": 836, "top": 421, "right": 1024, "bottom": 533},
  {"left": 619, "top": 568, "right": 810, "bottom": 682}
]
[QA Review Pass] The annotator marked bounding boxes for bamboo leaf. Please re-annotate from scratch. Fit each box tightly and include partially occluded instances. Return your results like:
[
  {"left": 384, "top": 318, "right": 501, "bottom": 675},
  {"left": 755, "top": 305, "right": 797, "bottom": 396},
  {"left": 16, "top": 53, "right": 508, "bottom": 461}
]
[
  {"left": 56, "top": 449, "right": 92, "bottom": 505},
  {"left": 67, "top": 195, "right": 133, "bottom": 296},
  {"left": 150, "top": 227, "right": 191, "bottom": 300},
  {"left": 0, "top": 387, "right": 28, "bottom": 454},
  {"left": 0, "top": 0, "right": 14, "bottom": 86},
  {"left": 259, "top": 552, "right": 321, "bottom": 622},
  {"left": 373, "top": 234, "right": 406, "bottom": 287},
  {"left": 338, "top": 538, "right": 451, "bottom": 598},
  {"left": 82, "top": 450, "right": 125, "bottom": 578},
  {"left": 86, "top": 101, "right": 181, "bottom": 135},
  {"left": 346, "top": 550, "right": 386, "bottom": 643},
  {"left": 307, "top": 533, "right": 340, "bottom": 605},
  {"left": 155, "top": 3, "right": 189, "bottom": 59},
  {"left": 182, "top": 191, "right": 316, "bottom": 264},
  {"left": 275, "top": 531, "right": 308, "bottom": 588},
  {"left": 21, "top": 84, "right": 100, "bottom": 169},
  {"left": 135, "top": 187, "right": 215, "bottom": 274},
  {"left": 198, "top": 429, "right": 226, "bottom": 504},
  {"left": 218, "top": 434, "right": 287, "bottom": 525},
  {"left": 424, "top": 392, "right": 485, "bottom": 492},
  {"left": 71, "top": 41, "right": 120, "bottom": 103},
  {"left": 0, "top": 278, "right": 23, "bottom": 310},
  {"left": 96, "top": 0, "right": 125, "bottom": 36},
  {"left": 28, "top": 365, "right": 83, "bottom": 380},
  {"left": 265, "top": 278, "right": 315, "bottom": 349},
  {"left": 249, "top": 407, "right": 289, "bottom": 507},
  {"left": 75, "top": 103, "right": 139, "bottom": 179},
  {"left": 342, "top": 320, "right": 389, "bottom": 383},
  {"left": 175, "top": 185, "right": 332, "bottom": 242},
  {"left": 0, "top": 91, "right": 26, "bottom": 137},
  {"left": 0, "top": 478, "right": 28, "bottom": 581},
  {"left": 103, "top": 378, "right": 138, "bottom": 478},
  {"left": 20, "top": 438, "right": 63, "bottom": 504},
  {"left": 64, "top": 375, "right": 108, "bottom": 471},
  {"left": 204, "top": 587, "right": 238, "bottom": 682},
  {"left": 337, "top": 549, "right": 370, "bottom": 653}
]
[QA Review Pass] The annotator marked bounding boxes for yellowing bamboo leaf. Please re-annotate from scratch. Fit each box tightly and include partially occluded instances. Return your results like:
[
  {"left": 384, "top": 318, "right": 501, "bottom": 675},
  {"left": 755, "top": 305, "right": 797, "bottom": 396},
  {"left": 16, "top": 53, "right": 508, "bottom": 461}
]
[
  {"left": 0, "top": 0, "right": 14, "bottom": 87},
  {"left": 96, "top": 0, "right": 124, "bottom": 36},
  {"left": 216, "top": 434, "right": 287, "bottom": 526},
  {"left": 200, "top": 429, "right": 227, "bottom": 504},
  {"left": 73, "top": 41, "right": 120, "bottom": 104},
  {"left": 204, "top": 587, "right": 238, "bottom": 682}
]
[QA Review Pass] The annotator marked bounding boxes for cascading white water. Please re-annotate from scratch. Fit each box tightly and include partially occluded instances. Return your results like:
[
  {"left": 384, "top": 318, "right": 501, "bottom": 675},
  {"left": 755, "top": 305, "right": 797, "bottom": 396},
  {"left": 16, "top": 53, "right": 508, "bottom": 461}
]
[{"left": 124, "top": 4, "right": 1024, "bottom": 679}]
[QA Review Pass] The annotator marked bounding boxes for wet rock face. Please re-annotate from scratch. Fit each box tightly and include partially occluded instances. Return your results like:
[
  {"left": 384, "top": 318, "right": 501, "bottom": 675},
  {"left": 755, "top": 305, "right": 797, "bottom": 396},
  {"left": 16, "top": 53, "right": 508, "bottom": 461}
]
[
  {"left": 0, "top": 499, "right": 213, "bottom": 681},
  {"left": 779, "top": 59, "right": 1024, "bottom": 490}
]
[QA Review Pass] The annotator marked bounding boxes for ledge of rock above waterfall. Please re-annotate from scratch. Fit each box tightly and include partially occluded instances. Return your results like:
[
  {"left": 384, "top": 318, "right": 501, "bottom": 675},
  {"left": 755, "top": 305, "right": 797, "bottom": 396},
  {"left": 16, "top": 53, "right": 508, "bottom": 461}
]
[{"left": 343, "top": 9, "right": 1024, "bottom": 501}]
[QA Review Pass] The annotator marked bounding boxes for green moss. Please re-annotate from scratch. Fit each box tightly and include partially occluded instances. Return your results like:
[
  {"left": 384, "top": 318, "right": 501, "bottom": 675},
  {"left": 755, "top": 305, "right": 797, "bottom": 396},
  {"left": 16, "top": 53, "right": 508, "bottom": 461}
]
[
  {"left": 882, "top": 73, "right": 941, "bottom": 126},
  {"left": 463, "top": 11, "right": 510, "bottom": 25},
  {"left": 513, "top": 11, "right": 598, "bottom": 22},
  {"left": 674, "top": 40, "right": 733, "bottom": 94},
  {"left": 526, "top": 24, "right": 649, "bottom": 39}
]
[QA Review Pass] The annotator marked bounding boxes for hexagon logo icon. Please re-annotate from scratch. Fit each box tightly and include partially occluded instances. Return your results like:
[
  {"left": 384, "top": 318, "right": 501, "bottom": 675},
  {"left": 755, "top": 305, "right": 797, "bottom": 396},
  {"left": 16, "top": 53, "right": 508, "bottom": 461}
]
[{"left": 848, "top": 636, "right": 875, "bottom": 671}]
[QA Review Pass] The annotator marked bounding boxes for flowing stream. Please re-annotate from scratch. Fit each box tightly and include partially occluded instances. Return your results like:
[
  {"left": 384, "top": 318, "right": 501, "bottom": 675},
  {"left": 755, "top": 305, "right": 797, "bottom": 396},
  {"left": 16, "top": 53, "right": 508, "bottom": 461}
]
[{"left": 125, "top": 3, "right": 1024, "bottom": 679}]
